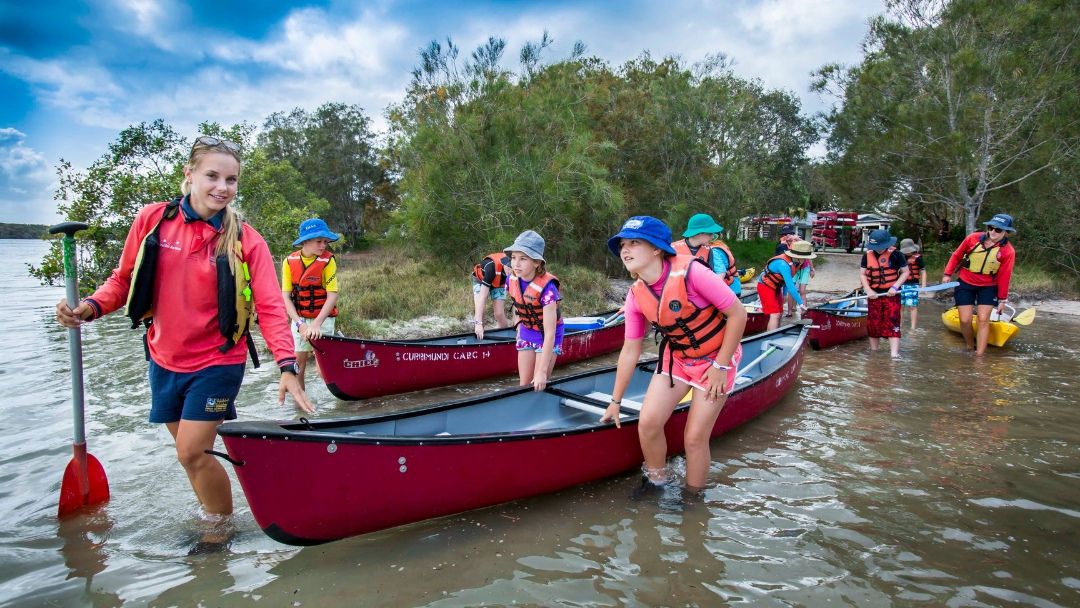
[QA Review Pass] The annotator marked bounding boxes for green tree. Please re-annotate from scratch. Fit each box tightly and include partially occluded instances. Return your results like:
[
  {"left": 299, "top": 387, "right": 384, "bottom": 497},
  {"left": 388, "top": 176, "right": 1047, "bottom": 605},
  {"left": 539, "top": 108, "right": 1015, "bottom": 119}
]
[
  {"left": 390, "top": 36, "right": 816, "bottom": 272},
  {"left": 31, "top": 120, "right": 188, "bottom": 287},
  {"left": 814, "top": 0, "right": 1078, "bottom": 236},
  {"left": 259, "top": 102, "right": 390, "bottom": 244}
]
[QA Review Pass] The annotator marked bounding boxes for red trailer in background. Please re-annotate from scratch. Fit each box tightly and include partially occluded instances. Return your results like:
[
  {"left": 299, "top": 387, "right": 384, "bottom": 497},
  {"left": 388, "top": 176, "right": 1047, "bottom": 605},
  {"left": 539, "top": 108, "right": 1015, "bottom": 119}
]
[{"left": 811, "top": 211, "right": 858, "bottom": 252}]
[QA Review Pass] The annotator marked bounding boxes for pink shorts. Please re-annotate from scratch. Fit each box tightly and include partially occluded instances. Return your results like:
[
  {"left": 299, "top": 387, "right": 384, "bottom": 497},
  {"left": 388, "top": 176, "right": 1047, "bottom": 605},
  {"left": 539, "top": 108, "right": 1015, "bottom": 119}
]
[{"left": 658, "top": 345, "right": 744, "bottom": 393}]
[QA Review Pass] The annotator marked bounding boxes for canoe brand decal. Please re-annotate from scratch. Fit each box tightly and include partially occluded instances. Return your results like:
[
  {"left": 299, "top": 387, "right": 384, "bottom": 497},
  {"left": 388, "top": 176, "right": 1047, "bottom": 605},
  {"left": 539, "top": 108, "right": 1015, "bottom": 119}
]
[
  {"left": 343, "top": 351, "right": 380, "bottom": 369},
  {"left": 395, "top": 350, "right": 492, "bottom": 363}
]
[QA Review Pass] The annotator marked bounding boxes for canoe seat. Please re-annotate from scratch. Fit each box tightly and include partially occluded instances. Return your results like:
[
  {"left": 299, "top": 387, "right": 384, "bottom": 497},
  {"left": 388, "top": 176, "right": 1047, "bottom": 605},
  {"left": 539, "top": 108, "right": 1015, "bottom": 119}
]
[
  {"left": 582, "top": 391, "right": 642, "bottom": 412},
  {"left": 559, "top": 398, "right": 612, "bottom": 419},
  {"left": 559, "top": 391, "right": 642, "bottom": 420}
]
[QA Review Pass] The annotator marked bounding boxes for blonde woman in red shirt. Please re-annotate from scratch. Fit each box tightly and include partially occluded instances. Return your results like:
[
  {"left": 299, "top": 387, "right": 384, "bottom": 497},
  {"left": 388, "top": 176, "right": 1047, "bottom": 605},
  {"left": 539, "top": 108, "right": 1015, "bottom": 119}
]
[{"left": 56, "top": 137, "right": 313, "bottom": 532}]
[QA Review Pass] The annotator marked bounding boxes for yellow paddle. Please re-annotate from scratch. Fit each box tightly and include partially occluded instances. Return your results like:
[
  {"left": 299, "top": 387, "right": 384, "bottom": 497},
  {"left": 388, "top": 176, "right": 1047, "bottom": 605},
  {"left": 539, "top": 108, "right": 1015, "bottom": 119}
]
[{"left": 1011, "top": 308, "right": 1036, "bottom": 326}]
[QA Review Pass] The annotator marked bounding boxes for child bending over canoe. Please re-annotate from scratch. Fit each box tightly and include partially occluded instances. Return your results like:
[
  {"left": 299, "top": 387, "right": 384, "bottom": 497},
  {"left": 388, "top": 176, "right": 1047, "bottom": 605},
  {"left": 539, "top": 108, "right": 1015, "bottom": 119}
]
[
  {"left": 282, "top": 218, "right": 341, "bottom": 391},
  {"left": 504, "top": 230, "right": 564, "bottom": 391},
  {"left": 471, "top": 252, "right": 511, "bottom": 340},
  {"left": 672, "top": 213, "right": 742, "bottom": 296},
  {"left": 757, "top": 240, "right": 815, "bottom": 331},
  {"left": 600, "top": 216, "right": 747, "bottom": 491}
]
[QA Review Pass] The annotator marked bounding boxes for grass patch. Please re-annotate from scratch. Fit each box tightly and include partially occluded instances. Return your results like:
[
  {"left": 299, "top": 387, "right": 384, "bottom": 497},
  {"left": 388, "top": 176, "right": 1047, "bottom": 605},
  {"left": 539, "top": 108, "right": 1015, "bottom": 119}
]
[{"left": 333, "top": 244, "right": 621, "bottom": 338}]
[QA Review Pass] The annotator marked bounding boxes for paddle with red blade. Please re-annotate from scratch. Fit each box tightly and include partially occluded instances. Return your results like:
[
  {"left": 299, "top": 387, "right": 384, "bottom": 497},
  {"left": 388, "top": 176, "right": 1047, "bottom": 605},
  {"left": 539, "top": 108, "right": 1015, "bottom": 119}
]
[{"left": 50, "top": 221, "right": 109, "bottom": 517}]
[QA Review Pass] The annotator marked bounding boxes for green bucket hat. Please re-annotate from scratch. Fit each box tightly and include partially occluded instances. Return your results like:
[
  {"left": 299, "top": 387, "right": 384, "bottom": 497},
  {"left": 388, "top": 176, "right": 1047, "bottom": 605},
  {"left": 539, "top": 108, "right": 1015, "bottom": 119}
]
[{"left": 682, "top": 213, "right": 724, "bottom": 238}]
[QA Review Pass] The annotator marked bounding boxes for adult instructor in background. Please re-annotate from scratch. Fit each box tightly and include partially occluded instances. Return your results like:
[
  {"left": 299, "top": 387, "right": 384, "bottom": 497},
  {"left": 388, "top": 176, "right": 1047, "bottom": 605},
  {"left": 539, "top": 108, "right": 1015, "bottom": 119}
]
[{"left": 942, "top": 213, "right": 1017, "bottom": 355}]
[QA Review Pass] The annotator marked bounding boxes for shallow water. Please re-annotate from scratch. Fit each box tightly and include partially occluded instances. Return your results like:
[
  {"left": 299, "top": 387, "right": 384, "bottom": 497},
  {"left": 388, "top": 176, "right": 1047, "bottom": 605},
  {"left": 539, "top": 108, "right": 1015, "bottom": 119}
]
[{"left": 2, "top": 239, "right": 1078, "bottom": 607}]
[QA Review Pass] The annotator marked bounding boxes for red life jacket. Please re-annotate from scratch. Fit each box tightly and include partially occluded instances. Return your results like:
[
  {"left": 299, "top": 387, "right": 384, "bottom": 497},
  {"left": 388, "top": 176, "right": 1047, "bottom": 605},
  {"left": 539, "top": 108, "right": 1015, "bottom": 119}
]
[
  {"left": 865, "top": 247, "right": 902, "bottom": 290},
  {"left": 905, "top": 253, "right": 922, "bottom": 284},
  {"left": 507, "top": 272, "right": 560, "bottom": 332},
  {"left": 671, "top": 239, "right": 739, "bottom": 286},
  {"left": 758, "top": 254, "right": 798, "bottom": 292},
  {"left": 630, "top": 256, "right": 728, "bottom": 360},
  {"left": 472, "top": 253, "right": 509, "bottom": 288},
  {"left": 287, "top": 250, "right": 338, "bottom": 318}
]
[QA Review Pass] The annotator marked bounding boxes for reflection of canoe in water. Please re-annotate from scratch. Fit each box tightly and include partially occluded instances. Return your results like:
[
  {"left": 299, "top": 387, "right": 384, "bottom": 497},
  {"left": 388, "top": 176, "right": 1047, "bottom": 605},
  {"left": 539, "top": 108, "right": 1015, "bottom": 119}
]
[
  {"left": 941, "top": 306, "right": 1019, "bottom": 347},
  {"left": 310, "top": 310, "right": 625, "bottom": 400},
  {"left": 217, "top": 325, "right": 809, "bottom": 545},
  {"left": 804, "top": 290, "right": 868, "bottom": 350}
]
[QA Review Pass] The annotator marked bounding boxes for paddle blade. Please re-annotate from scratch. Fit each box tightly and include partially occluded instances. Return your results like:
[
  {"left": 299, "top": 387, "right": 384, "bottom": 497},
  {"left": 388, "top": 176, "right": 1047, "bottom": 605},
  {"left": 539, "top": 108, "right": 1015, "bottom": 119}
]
[
  {"left": 1012, "top": 308, "right": 1036, "bottom": 326},
  {"left": 58, "top": 453, "right": 110, "bottom": 518}
]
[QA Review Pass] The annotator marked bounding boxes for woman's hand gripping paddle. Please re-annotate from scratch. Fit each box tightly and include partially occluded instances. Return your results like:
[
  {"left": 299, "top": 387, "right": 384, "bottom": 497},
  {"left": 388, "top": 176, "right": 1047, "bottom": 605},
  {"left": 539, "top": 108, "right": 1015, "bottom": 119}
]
[{"left": 50, "top": 222, "right": 109, "bottom": 517}]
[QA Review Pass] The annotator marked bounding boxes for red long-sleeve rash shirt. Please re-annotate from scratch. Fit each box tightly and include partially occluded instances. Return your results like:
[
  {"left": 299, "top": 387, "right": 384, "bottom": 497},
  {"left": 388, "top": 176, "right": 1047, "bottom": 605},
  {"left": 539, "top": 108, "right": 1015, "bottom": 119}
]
[{"left": 85, "top": 202, "right": 296, "bottom": 372}]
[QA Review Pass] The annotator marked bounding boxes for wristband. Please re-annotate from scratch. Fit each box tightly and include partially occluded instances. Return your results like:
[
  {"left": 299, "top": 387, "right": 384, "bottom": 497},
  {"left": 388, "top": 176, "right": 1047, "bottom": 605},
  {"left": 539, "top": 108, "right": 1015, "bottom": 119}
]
[
  {"left": 610, "top": 399, "right": 621, "bottom": 405},
  {"left": 279, "top": 361, "right": 299, "bottom": 376},
  {"left": 473, "top": 320, "right": 483, "bottom": 325},
  {"left": 711, "top": 361, "right": 732, "bottom": 370}
]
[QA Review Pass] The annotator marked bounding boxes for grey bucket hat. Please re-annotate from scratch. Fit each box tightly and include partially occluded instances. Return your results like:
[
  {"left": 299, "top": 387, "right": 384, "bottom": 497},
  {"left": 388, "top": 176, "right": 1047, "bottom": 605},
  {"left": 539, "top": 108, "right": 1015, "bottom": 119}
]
[{"left": 504, "top": 230, "right": 546, "bottom": 262}]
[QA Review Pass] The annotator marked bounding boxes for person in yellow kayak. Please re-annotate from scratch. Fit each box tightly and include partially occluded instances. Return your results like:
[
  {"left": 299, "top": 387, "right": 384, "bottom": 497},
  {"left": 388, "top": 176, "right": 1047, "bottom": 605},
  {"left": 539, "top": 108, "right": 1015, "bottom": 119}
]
[{"left": 942, "top": 213, "right": 1017, "bottom": 354}]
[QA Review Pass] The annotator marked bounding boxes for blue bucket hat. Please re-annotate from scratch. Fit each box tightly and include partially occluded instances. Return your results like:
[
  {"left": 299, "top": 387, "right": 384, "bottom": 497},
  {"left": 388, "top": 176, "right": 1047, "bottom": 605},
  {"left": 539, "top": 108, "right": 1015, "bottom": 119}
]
[
  {"left": 865, "top": 229, "right": 897, "bottom": 252},
  {"left": 607, "top": 216, "right": 677, "bottom": 257},
  {"left": 293, "top": 218, "right": 340, "bottom": 247},
  {"left": 984, "top": 213, "right": 1016, "bottom": 233},
  {"left": 682, "top": 213, "right": 724, "bottom": 238}
]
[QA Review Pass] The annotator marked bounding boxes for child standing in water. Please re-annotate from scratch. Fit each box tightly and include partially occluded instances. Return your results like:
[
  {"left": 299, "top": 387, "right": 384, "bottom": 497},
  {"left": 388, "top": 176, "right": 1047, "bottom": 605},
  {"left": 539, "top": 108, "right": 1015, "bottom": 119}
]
[
  {"left": 281, "top": 218, "right": 341, "bottom": 390},
  {"left": 898, "top": 238, "right": 926, "bottom": 330},
  {"left": 600, "top": 216, "right": 746, "bottom": 490},
  {"left": 505, "top": 230, "right": 564, "bottom": 391},
  {"left": 860, "top": 229, "right": 910, "bottom": 358}
]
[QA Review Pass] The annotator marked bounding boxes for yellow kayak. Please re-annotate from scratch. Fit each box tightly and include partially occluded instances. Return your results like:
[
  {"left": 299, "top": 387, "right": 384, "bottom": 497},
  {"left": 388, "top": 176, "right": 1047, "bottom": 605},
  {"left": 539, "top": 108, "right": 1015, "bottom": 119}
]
[
  {"left": 941, "top": 306, "right": 1019, "bottom": 347},
  {"left": 739, "top": 267, "right": 757, "bottom": 283}
]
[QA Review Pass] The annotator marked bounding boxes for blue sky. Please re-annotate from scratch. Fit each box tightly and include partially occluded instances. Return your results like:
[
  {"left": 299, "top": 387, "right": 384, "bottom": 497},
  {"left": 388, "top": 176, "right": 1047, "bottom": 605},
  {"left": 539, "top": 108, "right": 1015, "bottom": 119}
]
[{"left": 0, "top": 0, "right": 885, "bottom": 225}]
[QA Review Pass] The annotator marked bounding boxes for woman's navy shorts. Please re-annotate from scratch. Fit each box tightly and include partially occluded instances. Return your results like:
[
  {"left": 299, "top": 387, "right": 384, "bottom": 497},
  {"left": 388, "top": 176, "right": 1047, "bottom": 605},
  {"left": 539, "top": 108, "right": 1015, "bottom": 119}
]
[
  {"left": 954, "top": 280, "right": 999, "bottom": 307},
  {"left": 148, "top": 361, "right": 244, "bottom": 423}
]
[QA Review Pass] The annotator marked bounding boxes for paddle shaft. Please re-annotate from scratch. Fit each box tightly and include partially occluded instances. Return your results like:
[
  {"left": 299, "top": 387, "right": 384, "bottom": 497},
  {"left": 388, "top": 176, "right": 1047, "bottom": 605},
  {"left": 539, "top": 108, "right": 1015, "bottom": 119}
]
[
  {"left": 58, "top": 226, "right": 88, "bottom": 447},
  {"left": 824, "top": 281, "right": 960, "bottom": 306},
  {"left": 736, "top": 345, "right": 780, "bottom": 379}
]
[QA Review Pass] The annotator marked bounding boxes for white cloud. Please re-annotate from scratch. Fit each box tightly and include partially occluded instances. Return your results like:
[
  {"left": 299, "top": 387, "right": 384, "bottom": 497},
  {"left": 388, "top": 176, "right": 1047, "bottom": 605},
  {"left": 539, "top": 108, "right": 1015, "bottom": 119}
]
[
  {"left": 0, "top": 50, "right": 129, "bottom": 129},
  {"left": 212, "top": 8, "right": 407, "bottom": 74},
  {"left": 0, "top": 129, "right": 60, "bottom": 224}
]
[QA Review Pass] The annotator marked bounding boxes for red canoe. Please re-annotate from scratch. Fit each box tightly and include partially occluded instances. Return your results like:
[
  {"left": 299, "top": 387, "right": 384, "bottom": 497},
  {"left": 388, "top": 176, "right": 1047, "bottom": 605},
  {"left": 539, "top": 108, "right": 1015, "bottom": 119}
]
[
  {"left": 804, "top": 291, "right": 868, "bottom": 349},
  {"left": 739, "top": 292, "right": 773, "bottom": 336},
  {"left": 217, "top": 325, "right": 808, "bottom": 545},
  {"left": 310, "top": 312, "right": 626, "bottom": 400}
]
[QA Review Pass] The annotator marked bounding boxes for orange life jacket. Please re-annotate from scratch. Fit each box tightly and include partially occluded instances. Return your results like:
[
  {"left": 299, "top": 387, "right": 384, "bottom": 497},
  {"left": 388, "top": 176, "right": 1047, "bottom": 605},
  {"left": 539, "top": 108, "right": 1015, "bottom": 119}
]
[
  {"left": 507, "top": 272, "right": 560, "bottom": 332},
  {"left": 287, "top": 250, "right": 338, "bottom": 318},
  {"left": 630, "top": 256, "right": 728, "bottom": 361},
  {"left": 865, "top": 247, "right": 902, "bottom": 290},
  {"left": 905, "top": 253, "right": 922, "bottom": 284},
  {"left": 671, "top": 239, "right": 739, "bottom": 286},
  {"left": 758, "top": 254, "right": 798, "bottom": 292},
  {"left": 472, "top": 253, "right": 509, "bottom": 288}
]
